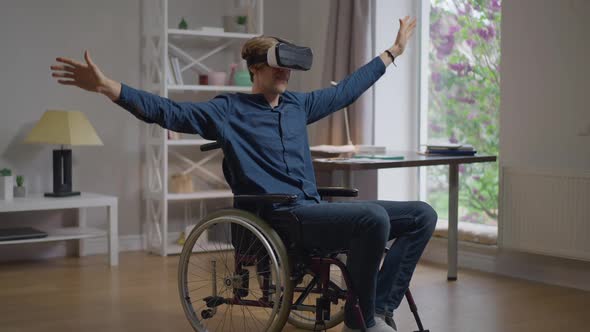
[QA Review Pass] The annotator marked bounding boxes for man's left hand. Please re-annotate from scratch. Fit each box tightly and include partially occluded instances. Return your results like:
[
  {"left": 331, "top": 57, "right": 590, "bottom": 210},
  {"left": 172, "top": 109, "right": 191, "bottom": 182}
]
[{"left": 391, "top": 16, "right": 417, "bottom": 57}]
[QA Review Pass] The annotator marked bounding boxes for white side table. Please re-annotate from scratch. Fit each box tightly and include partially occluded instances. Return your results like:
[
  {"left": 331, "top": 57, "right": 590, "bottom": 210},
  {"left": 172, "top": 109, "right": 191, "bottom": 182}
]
[{"left": 0, "top": 192, "right": 118, "bottom": 266}]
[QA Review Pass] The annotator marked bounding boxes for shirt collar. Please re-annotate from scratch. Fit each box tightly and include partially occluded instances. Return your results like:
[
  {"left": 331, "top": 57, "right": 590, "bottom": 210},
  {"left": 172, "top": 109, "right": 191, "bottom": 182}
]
[{"left": 239, "top": 92, "right": 284, "bottom": 109}]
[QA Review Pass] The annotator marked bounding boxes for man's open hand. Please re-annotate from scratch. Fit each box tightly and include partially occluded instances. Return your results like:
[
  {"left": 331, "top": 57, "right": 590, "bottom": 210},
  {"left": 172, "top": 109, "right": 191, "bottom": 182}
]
[
  {"left": 392, "top": 16, "right": 417, "bottom": 57},
  {"left": 50, "top": 50, "right": 120, "bottom": 100}
]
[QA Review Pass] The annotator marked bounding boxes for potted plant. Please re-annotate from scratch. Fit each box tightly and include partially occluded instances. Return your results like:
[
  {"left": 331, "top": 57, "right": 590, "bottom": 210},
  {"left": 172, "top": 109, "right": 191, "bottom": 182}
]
[
  {"left": 236, "top": 15, "right": 247, "bottom": 33},
  {"left": 0, "top": 168, "right": 13, "bottom": 201},
  {"left": 14, "top": 175, "right": 26, "bottom": 198}
]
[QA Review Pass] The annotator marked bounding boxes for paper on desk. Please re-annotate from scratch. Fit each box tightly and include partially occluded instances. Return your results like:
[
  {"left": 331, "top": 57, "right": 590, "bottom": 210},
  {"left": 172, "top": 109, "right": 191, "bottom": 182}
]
[
  {"left": 310, "top": 144, "right": 357, "bottom": 154},
  {"left": 314, "top": 157, "right": 389, "bottom": 163}
]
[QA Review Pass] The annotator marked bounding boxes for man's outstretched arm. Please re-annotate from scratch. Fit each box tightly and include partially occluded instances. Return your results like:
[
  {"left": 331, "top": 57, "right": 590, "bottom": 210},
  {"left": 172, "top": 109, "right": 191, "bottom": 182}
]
[
  {"left": 50, "top": 50, "right": 227, "bottom": 140},
  {"left": 304, "top": 16, "right": 417, "bottom": 125}
]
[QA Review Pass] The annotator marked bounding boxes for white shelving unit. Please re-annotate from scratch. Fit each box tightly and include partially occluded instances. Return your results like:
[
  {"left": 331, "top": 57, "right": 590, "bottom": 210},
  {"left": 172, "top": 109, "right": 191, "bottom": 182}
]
[
  {"left": 140, "top": 0, "right": 263, "bottom": 255},
  {"left": 0, "top": 193, "right": 119, "bottom": 266}
]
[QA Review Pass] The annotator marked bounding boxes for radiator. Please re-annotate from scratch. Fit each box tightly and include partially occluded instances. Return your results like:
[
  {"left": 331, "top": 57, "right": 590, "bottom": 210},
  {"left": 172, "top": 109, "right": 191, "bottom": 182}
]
[{"left": 500, "top": 166, "right": 590, "bottom": 261}]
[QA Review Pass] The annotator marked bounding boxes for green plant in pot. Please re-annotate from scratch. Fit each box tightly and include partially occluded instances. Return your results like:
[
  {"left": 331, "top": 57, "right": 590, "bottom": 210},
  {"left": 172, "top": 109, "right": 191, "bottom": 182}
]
[
  {"left": 14, "top": 175, "right": 26, "bottom": 198},
  {"left": 236, "top": 15, "right": 247, "bottom": 32},
  {"left": 1, "top": 168, "right": 14, "bottom": 201}
]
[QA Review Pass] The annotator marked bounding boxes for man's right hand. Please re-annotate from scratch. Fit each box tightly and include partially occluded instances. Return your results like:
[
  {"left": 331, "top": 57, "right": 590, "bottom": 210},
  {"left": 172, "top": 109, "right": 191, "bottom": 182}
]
[{"left": 50, "top": 50, "right": 121, "bottom": 101}]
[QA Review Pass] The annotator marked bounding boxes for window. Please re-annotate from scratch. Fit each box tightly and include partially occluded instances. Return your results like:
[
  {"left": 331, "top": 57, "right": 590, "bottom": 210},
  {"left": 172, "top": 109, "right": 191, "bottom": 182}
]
[{"left": 420, "top": 0, "right": 502, "bottom": 228}]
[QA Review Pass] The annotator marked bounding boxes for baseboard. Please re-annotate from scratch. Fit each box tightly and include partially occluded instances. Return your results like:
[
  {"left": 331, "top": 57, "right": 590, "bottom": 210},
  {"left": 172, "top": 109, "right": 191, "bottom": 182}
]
[
  {"left": 82, "top": 234, "right": 146, "bottom": 255},
  {"left": 422, "top": 236, "right": 590, "bottom": 291},
  {"left": 0, "top": 234, "right": 146, "bottom": 263}
]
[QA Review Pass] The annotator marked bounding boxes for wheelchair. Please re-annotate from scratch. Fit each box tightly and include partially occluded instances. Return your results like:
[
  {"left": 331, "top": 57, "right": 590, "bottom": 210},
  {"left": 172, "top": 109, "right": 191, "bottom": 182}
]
[{"left": 178, "top": 141, "right": 430, "bottom": 332}]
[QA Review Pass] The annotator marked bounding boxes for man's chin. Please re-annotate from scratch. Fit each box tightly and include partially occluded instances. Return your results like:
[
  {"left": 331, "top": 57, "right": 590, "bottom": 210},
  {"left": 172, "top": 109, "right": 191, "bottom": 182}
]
[{"left": 275, "top": 84, "right": 288, "bottom": 93}]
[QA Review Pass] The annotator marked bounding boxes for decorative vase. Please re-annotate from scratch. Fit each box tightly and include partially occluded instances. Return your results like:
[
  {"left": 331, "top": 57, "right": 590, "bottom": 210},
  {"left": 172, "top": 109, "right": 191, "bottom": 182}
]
[
  {"left": 13, "top": 186, "right": 26, "bottom": 198},
  {"left": 0, "top": 175, "right": 13, "bottom": 201},
  {"left": 208, "top": 72, "right": 227, "bottom": 86},
  {"left": 234, "top": 70, "right": 252, "bottom": 86}
]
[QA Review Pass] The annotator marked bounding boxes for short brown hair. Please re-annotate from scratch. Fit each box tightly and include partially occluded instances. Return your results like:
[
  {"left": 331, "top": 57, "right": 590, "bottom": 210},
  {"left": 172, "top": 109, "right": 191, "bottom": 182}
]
[{"left": 241, "top": 36, "right": 279, "bottom": 82}]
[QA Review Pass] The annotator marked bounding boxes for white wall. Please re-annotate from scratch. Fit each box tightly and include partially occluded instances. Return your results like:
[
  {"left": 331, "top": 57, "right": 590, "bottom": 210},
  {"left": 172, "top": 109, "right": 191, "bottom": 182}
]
[
  {"left": 373, "top": 0, "right": 421, "bottom": 201},
  {"left": 500, "top": 0, "right": 590, "bottom": 171},
  {"left": 0, "top": 0, "right": 142, "bottom": 261}
]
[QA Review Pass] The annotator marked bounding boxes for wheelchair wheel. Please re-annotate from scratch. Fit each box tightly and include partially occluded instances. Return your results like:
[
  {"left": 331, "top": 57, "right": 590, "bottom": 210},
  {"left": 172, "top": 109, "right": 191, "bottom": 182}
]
[
  {"left": 287, "top": 261, "right": 347, "bottom": 330},
  {"left": 178, "top": 209, "right": 293, "bottom": 332}
]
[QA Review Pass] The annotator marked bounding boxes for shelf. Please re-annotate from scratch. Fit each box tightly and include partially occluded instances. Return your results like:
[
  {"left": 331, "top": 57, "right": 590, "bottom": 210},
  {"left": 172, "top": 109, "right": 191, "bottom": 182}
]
[
  {"left": 0, "top": 227, "right": 106, "bottom": 245},
  {"left": 167, "top": 84, "right": 251, "bottom": 92},
  {"left": 167, "top": 190, "right": 234, "bottom": 201},
  {"left": 142, "top": 0, "right": 265, "bottom": 257},
  {"left": 168, "top": 28, "right": 259, "bottom": 41},
  {"left": 167, "top": 139, "right": 216, "bottom": 146}
]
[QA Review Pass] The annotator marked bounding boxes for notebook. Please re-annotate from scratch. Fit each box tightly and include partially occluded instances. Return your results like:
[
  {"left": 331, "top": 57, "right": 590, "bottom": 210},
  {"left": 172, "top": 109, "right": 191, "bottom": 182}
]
[{"left": 0, "top": 227, "right": 48, "bottom": 241}]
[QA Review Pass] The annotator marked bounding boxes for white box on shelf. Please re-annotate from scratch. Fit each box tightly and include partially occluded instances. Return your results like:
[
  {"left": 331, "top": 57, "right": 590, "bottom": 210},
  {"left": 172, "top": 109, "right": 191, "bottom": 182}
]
[
  {"left": 0, "top": 175, "right": 13, "bottom": 201},
  {"left": 198, "top": 26, "right": 225, "bottom": 34}
]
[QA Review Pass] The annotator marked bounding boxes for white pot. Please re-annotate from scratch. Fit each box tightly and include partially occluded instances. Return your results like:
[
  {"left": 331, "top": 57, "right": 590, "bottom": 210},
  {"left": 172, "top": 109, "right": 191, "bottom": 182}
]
[
  {"left": 14, "top": 186, "right": 26, "bottom": 198},
  {"left": 0, "top": 175, "right": 13, "bottom": 201}
]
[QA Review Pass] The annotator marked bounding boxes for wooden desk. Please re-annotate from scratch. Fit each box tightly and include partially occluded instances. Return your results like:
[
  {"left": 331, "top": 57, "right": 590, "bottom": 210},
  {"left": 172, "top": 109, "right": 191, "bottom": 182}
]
[
  {"left": 0, "top": 192, "right": 119, "bottom": 266},
  {"left": 313, "top": 151, "right": 497, "bottom": 281}
]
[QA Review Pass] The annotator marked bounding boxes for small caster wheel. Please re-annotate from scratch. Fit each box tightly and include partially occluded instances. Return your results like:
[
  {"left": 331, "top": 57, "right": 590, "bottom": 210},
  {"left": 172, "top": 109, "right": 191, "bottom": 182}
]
[{"left": 201, "top": 309, "right": 214, "bottom": 319}]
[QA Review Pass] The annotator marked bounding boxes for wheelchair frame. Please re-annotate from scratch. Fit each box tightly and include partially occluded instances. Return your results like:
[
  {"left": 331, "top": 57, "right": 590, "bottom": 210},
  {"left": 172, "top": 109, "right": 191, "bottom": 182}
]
[{"left": 177, "top": 141, "right": 430, "bottom": 332}]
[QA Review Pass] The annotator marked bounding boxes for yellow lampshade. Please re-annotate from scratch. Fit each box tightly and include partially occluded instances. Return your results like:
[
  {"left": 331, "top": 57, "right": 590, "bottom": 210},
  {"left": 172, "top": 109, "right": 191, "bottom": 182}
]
[{"left": 24, "top": 110, "right": 103, "bottom": 146}]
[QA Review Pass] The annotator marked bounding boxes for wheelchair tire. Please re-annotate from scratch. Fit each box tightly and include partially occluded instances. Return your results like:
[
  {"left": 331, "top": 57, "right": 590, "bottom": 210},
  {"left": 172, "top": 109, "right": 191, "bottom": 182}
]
[{"left": 178, "top": 209, "right": 293, "bottom": 332}]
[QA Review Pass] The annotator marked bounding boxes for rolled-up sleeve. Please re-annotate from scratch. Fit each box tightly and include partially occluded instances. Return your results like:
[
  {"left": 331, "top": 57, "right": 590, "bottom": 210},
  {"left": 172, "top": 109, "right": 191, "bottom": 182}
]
[
  {"left": 114, "top": 83, "right": 228, "bottom": 140},
  {"left": 304, "top": 56, "right": 386, "bottom": 125}
]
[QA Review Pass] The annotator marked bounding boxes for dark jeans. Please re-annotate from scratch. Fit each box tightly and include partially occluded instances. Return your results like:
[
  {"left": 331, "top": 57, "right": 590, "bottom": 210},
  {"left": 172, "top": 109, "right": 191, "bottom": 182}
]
[{"left": 275, "top": 199, "right": 438, "bottom": 328}]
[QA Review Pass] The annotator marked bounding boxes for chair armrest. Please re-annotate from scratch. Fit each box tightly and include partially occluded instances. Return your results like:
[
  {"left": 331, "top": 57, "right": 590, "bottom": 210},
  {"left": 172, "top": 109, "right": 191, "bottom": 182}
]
[
  {"left": 200, "top": 141, "right": 221, "bottom": 152},
  {"left": 317, "top": 187, "right": 359, "bottom": 197},
  {"left": 234, "top": 193, "right": 299, "bottom": 205}
]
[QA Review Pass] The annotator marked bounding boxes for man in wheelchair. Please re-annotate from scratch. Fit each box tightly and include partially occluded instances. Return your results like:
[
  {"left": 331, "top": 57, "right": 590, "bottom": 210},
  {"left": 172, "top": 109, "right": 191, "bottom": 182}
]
[{"left": 51, "top": 15, "right": 436, "bottom": 332}]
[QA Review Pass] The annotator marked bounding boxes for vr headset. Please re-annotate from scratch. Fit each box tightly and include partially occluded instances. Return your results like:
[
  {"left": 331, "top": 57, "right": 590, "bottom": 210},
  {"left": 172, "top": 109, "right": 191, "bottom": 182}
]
[{"left": 246, "top": 36, "right": 313, "bottom": 71}]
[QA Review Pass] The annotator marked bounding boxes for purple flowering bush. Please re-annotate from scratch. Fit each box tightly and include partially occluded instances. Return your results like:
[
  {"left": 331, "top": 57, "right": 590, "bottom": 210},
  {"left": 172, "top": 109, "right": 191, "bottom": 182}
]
[{"left": 427, "top": 0, "right": 501, "bottom": 226}]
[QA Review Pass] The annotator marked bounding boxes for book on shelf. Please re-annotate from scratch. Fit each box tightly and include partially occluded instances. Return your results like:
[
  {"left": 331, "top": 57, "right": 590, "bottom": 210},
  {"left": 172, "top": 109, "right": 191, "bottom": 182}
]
[
  {"left": 166, "top": 55, "right": 176, "bottom": 85},
  {"left": 171, "top": 56, "right": 183, "bottom": 85}
]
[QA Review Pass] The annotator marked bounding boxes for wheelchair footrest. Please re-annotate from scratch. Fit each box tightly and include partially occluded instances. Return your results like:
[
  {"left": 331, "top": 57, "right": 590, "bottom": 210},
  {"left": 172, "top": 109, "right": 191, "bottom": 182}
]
[{"left": 204, "top": 296, "right": 225, "bottom": 308}]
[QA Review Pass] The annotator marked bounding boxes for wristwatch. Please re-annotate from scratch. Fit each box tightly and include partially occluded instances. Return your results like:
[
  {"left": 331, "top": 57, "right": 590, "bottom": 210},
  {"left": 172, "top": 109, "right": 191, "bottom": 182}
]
[{"left": 385, "top": 49, "right": 397, "bottom": 67}]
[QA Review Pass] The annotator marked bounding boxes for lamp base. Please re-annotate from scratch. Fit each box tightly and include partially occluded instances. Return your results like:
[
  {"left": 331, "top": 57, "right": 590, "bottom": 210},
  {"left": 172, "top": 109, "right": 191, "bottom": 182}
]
[
  {"left": 48, "top": 148, "right": 80, "bottom": 198},
  {"left": 44, "top": 191, "right": 80, "bottom": 198}
]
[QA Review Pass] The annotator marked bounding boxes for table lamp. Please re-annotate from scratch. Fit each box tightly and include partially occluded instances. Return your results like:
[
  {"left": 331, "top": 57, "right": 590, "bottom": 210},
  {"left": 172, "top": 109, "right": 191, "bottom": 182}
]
[{"left": 24, "top": 110, "right": 103, "bottom": 197}]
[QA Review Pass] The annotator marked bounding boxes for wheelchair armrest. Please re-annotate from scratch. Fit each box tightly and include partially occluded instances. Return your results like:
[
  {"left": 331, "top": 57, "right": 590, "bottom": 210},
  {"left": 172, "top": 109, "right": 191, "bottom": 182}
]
[
  {"left": 200, "top": 141, "right": 221, "bottom": 152},
  {"left": 234, "top": 193, "right": 299, "bottom": 205},
  {"left": 317, "top": 187, "right": 359, "bottom": 197}
]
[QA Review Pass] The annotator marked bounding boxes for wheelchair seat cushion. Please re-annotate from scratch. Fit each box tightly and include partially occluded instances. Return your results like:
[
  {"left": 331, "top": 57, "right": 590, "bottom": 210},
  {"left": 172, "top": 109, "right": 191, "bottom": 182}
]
[{"left": 263, "top": 207, "right": 349, "bottom": 257}]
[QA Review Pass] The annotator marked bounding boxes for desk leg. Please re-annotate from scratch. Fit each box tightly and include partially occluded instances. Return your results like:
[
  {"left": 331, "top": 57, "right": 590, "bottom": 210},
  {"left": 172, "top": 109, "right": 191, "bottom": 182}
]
[
  {"left": 448, "top": 163, "right": 459, "bottom": 281},
  {"left": 78, "top": 208, "right": 87, "bottom": 257},
  {"left": 108, "top": 202, "right": 119, "bottom": 266}
]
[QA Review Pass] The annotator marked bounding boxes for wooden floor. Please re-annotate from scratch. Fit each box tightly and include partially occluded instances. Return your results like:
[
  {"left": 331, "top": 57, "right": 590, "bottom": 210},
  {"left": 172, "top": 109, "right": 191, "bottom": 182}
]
[{"left": 1, "top": 251, "right": 589, "bottom": 332}]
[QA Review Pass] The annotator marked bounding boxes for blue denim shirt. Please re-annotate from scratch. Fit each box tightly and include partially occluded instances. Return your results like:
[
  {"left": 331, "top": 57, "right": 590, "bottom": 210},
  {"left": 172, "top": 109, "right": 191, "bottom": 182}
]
[{"left": 114, "top": 56, "right": 386, "bottom": 208}]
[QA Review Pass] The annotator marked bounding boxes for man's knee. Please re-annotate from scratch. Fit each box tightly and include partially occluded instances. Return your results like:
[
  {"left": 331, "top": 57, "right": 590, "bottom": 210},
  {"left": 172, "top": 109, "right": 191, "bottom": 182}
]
[
  {"left": 362, "top": 204, "right": 391, "bottom": 239},
  {"left": 416, "top": 201, "right": 438, "bottom": 232}
]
